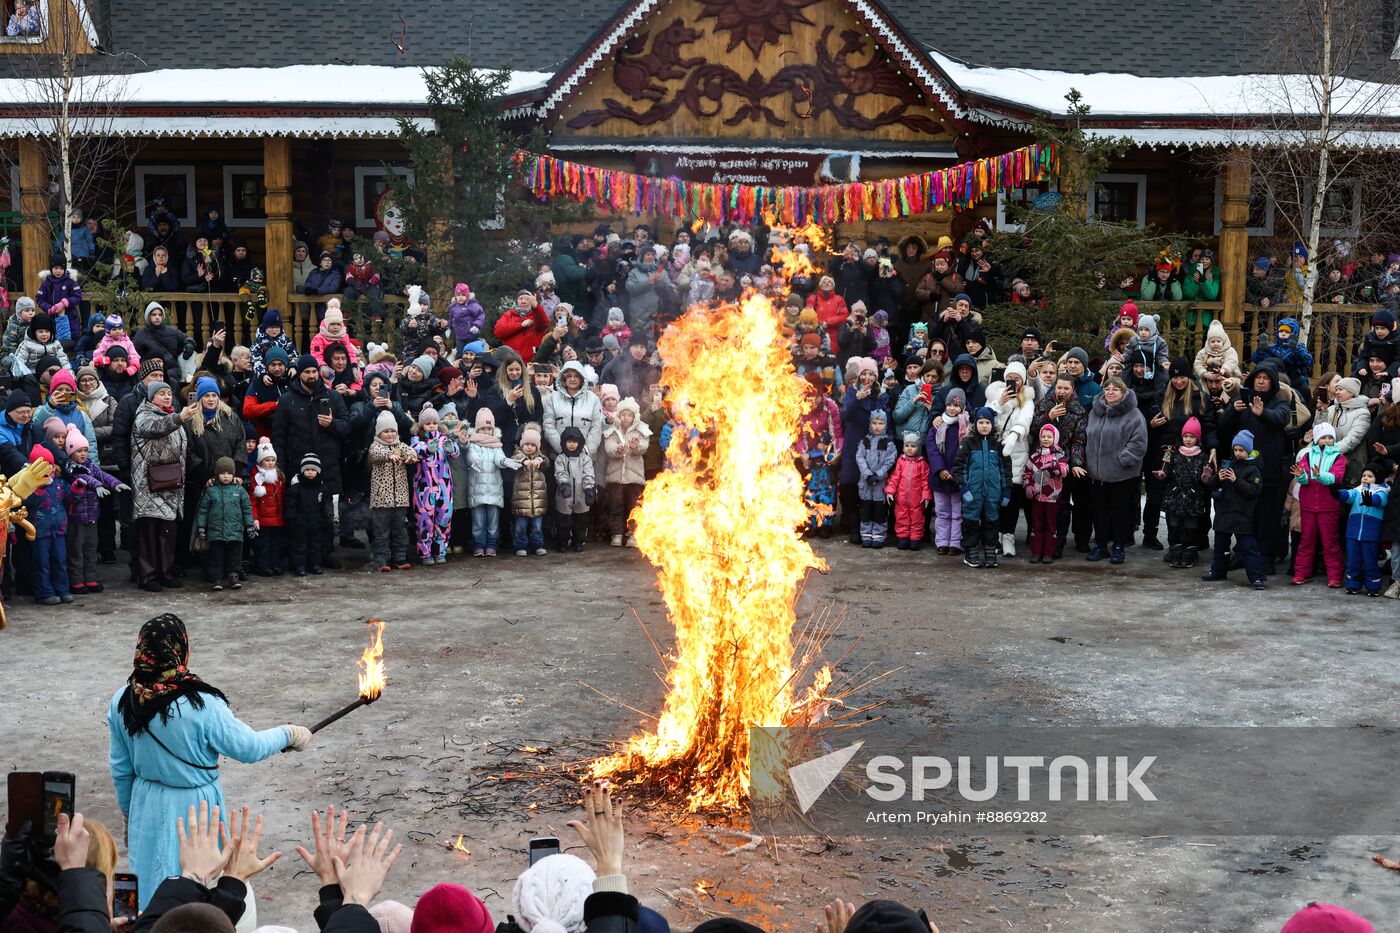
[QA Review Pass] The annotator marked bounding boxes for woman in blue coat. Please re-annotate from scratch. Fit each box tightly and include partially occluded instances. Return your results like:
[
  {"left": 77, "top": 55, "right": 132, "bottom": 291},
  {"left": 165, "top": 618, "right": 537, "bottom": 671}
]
[
  {"left": 839, "top": 357, "right": 890, "bottom": 543},
  {"left": 107, "top": 614, "right": 313, "bottom": 908}
]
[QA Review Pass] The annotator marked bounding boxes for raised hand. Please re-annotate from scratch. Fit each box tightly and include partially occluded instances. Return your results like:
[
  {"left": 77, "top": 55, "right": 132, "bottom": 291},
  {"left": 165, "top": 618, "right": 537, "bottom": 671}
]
[
  {"left": 294, "top": 805, "right": 352, "bottom": 886},
  {"left": 566, "top": 779, "right": 624, "bottom": 878},
  {"left": 178, "top": 801, "right": 229, "bottom": 887},
  {"left": 816, "top": 899, "right": 856, "bottom": 933},
  {"left": 222, "top": 806, "right": 282, "bottom": 882},
  {"left": 53, "top": 812, "right": 89, "bottom": 871},
  {"left": 334, "top": 822, "right": 403, "bottom": 908}
]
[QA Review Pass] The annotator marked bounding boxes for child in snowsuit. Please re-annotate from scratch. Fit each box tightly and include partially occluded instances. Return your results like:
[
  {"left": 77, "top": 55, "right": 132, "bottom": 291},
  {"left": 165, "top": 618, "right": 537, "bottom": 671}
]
[
  {"left": 1194, "top": 320, "right": 1242, "bottom": 393},
  {"left": 13, "top": 312, "right": 68, "bottom": 375},
  {"left": 311, "top": 305, "right": 361, "bottom": 368},
  {"left": 554, "top": 425, "right": 596, "bottom": 552},
  {"left": 1332, "top": 462, "right": 1391, "bottom": 595},
  {"left": 195, "top": 457, "right": 255, "bottom": 590},
  {"left": 251, "top": 310, "right": 297, "bottom": 378},
  {"left": 1203, "top": 430, "right": 1268, "bottom": 589},
  {"left": 601, "top": 307, "right": 633, "bottom": 347},
  {"left": 367, "top": 410, "right": 418, "bottom": 571},
  {"left": 62, "top": 425, "right": 125, "bottom": 592},
  {"left": 1155, "top": 416, "right": 1213, "bottom": 569},
  {"left": 250, "top": 437, "right": 285, "bottom": 576},
  {"left": 284, "top": 452, "right": 331, "bottom": 576},
  {"left": 24, "top": 444, "right": 71, "bottom": 604},
  {"left": 410, "top": 405, "right": 459, "bottom": 563},
  {"left": 802, "top": 432, "right": 839, "bottom": 536},
  {"left": 885, "top": 431, "right": 931, "bottom": 550},
  {"left": 465, "top": 407, "right": 519, "bottom": 558},
  {"left": 447, "top": 283, "right": 485, "bottom": 354},
  {"left": 954, "top": 407, "right": 1012, "bottom": 568},
  {"left": 603, "top": 398, "right": 650, "bottom": 547},
  {"left": 93, "top": 314, "right": 141, "bottom": 376},
  {"left": 1251, "top": 317, "right": 1314, "bottom": 398},
  {"left": 1022, "top": 424, "right": 1069, "bottom": 563},
  {"left": 925, "top": 387, "right": 970, "bottom": 553},
  {"left": 438, "top": 409, "right": 471, "bottom": 551},
  {"left": 510, "top": 424, "right": 550, "bottom": 556},
  {"left": 1289, "top": 421, "right": 1345, "bottom": 586},
  {"left": 855, "top": 409, "right": 897, "bottom": 547}
]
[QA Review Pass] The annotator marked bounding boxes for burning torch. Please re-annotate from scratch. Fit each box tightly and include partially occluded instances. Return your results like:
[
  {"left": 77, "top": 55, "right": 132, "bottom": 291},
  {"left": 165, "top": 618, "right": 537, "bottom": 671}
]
[{"left": 287, "top": 619, "right": 386, "bottom": 750}]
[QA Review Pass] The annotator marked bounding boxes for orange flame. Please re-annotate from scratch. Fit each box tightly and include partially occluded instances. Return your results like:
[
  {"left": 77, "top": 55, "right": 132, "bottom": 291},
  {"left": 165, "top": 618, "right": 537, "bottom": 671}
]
[
  {"left": 593, "top": 285, "right": 831, "bottom": 810},
  {"left": 357, "top": 619, "right": 386, "bottom": 700},
  {"left": 451, "top": 835, "right": 471, "bottom": 858}
]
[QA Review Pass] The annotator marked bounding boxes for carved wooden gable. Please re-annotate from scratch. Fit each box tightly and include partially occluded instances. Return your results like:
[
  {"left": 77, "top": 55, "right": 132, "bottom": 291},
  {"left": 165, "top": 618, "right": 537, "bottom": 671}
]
[{"left": 548, "top": 0, "right": 958, "bottom": 145}]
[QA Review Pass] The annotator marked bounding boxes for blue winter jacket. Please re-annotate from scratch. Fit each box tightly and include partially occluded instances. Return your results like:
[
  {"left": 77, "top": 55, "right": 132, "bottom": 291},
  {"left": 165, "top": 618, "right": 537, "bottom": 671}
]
[
  {"left": 1335, "top": 484, "right": 1390, "bottom": 541},
  {"left": 953, "top": 432, "right": 1012, "bottom": 521},
  {"left": 25, "top": 473, "right": 70, "bottom": 538},
  {"left": 1251, "top": 317, "right": 1314, "bottom": 397}
]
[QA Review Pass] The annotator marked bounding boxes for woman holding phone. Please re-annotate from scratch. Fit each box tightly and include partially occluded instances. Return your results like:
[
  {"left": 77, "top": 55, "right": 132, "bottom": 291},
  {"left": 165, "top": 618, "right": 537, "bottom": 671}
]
[{"left": 107, "top": 614, "right": 313, "bottom": 909}]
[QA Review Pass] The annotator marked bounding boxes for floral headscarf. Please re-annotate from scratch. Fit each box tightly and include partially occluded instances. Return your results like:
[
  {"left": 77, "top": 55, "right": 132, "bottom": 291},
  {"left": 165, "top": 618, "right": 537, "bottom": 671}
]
[{"left": 119, "top": 614, "right": 226, "bottom": 735}]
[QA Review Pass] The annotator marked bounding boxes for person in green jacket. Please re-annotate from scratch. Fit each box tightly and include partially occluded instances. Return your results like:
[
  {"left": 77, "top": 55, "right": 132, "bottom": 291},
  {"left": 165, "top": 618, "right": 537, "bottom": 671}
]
[
  {"left": 195, "top": 456, "right": 255, "bottom": 590},
  {"left": 1182, "top": 249, "right": 1222, "bottom": 327},
  {"left": 551, "top": 234, "right": 591, "bottom": 311},
  {"left": 1139, "top": 261, "right": 1184, "bottom": 302}
]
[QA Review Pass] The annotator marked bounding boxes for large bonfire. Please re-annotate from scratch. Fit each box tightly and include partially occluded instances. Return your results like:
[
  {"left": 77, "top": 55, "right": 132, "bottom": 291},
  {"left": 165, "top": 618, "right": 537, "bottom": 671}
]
[{"left": 594, "top": 231, "right": 836, "bottom": 811}]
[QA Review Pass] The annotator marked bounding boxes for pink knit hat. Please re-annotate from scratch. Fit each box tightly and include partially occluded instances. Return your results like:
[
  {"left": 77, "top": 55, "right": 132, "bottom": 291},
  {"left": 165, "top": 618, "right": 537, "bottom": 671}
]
[
  {"left": 474, "top": 407, "right": 496, "bottom": 430},
  {"left": 411, "top": 884, "right": 493, "bottom": 933},
  {"left": 370, "top": 900, "right": 414, "bottom": 933},
  {"left": 520, "top": 425, "right": 542, "bottom": 448},
  {"left": 49, "top": 369, "right": 77, "bottom": 394},
  {"left": 1279, "top": 903, "right": 1374, "bottom": 933},
  {"left": 63, "top": 423, "right": 88, "bottom": 454}
]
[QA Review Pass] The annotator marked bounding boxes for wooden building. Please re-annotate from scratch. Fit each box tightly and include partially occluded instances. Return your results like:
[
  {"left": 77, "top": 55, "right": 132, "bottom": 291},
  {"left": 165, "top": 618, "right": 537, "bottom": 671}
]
[{"left": 0, "top": 0, "right": 1393, "bottom": 368}]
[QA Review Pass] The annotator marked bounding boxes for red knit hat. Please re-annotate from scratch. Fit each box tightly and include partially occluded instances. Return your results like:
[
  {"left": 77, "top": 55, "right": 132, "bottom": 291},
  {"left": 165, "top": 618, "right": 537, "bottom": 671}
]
[
  {"left": 1181, "top": 417, "right": 1202, "bottom": 441},
  {"left": 29, "top": 443, "right": 54, "bottom": 466},
  {"left": 1118, "top": 300, "right": 1140, "bottom": 325},
  {"left": 411, "top": 884, "right": 494, "bottom": 933}
]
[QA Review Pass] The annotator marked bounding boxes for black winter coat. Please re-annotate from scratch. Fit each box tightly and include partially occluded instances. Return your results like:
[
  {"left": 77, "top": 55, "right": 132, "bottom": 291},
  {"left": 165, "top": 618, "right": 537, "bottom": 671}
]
[
  {"left": 1161, "top": 448, "right": 1211, "bottom": 516},
  {"left": 283, "top": 471, "right": 331, "bottom": 526},
  {"left": 1211, "top": 456, "right": 1263, "bottom": 535},
  {"left": 134, "top": 324, "right": 182, "bottom": 374},
  {"left": 828, "top": 257, "right": 872, "bottom": 308},
  {"left": 271, "top": 381, "right": 351, "bottom": 494},
  {"left": 56, "top": 869, "right": 110, "bottom": 933},
  {"left": 185, "top": 407, "right": 248, "bottom": 484},
  {"left": 110, "top": 387, "right": 145, "bottom": 475},
  {"left": 129, "top": 876, "right": 248, "bottom": 933},
  {"left": 1032, "top": 394, "right": 1088, "bottom": 470},
  {"left": 310, "top": 884, "right": 382, "bottom": 933},
  {"left": 1217, "top": 365, "right": 1292, "bottom": 485}
]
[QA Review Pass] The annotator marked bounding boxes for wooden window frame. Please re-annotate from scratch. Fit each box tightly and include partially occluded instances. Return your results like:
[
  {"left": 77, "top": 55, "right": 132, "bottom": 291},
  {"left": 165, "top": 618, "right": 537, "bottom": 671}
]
[
  {"left": 134, "top": 164, "right": 197, "bottom": 228},
  {"left": 353, "top": 165, "right": 413, "bottom": 230},
  {"left": 0, "top": 0, "right": 48, "bottom": 45},
  {"left": 1213, "top": 172, "right": 1275, "bottom": 236},
  {"left": 1087, "top": 174, "right": 1148, "bottom": 228},
  {"left": 222, "top": 164, "right": 266, "bottom": 228}
]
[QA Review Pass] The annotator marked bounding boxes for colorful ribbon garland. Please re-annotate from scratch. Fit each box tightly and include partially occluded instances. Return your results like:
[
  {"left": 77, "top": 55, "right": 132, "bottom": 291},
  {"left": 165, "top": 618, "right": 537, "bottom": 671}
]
[{"left": 517, "top": 143, "right": 1057, "bottom": 227}]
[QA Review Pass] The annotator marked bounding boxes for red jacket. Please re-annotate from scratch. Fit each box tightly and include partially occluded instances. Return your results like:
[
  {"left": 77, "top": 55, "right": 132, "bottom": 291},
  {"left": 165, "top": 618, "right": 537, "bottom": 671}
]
[
  {"left": 345, "top": 261, "right": 380, "bottom": 287},
  {"left": 251, "top": 471, "right": 284, "bottom": 527},
  {"left": 885, "top": 454, "right": 931, "bottom": 505},
  {"left": 494, "top": 306, "right": 552, "bottom": 362},
  {"left": 806, "top": 291, "right": 849, "bottom": 353},
  {"left": 243, "top": 392, "right": 278, "bottom": 438}
]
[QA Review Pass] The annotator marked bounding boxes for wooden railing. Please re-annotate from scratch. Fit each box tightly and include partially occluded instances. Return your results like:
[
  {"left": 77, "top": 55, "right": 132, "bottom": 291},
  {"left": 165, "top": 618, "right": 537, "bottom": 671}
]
[{"left": 67, "top": 292, "right": 408, "bottom": 354}]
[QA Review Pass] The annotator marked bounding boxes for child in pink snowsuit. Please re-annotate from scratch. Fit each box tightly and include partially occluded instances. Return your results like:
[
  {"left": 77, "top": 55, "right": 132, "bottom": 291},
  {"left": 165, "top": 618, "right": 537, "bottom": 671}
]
[
  {"left": 1290, "top": 421, "right": 1346, "bottom": 586},
  {"left": 1023, "top": 424, "right": 1069, "bottom": 563},
  {"left": 93, "top": 314, "right": 141, "bottom": 376},
  {"left": 409, "top": 404, "right": 459, "bottom": 563},
  {"left": 885, "top": 431, "right": 931, "bottom": 549}
]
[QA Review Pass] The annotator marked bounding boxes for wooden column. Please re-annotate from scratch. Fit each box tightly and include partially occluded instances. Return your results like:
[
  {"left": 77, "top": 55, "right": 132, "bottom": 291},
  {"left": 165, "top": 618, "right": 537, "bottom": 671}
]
[
  {"left": 19, "top": 138, "right": 49, "bottom": 296},
  {"left": 1218, "top": 148, "right": 1251, "bottom": 357},
  {"left": 263, "top": 138, "right": 293, "bottom": 316}
]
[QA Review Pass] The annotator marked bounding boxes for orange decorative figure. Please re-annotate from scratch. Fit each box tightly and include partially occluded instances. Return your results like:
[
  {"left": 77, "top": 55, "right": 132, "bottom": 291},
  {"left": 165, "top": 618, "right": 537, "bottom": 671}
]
[{"left": 0, "top": 457, "right": 54, "bottom": 629}]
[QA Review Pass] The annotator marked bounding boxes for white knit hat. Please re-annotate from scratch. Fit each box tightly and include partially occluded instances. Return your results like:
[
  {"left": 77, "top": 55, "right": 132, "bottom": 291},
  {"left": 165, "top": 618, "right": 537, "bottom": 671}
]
[
  {"left": 510, "top": 853, "right": 595, "bottom": 933},
  {"left": 375, "top": 410, "right": 398, "bottom": 435},
  {"left": 256, "top": 436, "right": 276, "bottom": 463}
]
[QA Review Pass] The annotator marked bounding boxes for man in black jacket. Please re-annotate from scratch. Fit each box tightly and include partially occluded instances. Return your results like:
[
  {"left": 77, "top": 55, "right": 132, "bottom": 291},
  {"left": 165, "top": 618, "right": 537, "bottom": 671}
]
[
  {"left": 272, "top": 355, "right": 350, "bottom": 566},
  {"left": 1217, "top": 361, "right": 1292, "bottom": 573}
]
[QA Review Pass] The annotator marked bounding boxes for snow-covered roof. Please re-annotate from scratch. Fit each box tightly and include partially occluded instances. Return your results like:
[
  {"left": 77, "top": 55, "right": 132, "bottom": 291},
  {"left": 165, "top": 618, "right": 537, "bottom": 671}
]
[
  {"left": 929, "top": 49, "right": 1400, "bottom": 128},
  {"left": 0, "top": 65, "right": 553, "bottom": 133}
]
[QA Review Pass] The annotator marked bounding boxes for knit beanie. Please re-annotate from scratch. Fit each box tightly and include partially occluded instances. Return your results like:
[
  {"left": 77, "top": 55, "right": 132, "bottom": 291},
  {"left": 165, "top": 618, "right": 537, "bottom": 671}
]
[
  {"left": 214, "top": 456, "right": 236, "bottom": 475},
  {"left": 474, "top": 407, "right": 496, "bottom": 431},
  {"left": 256, "top": 436, "right": 277, "bottom": 463},
  {"left": 300, "top": 452, "right": 321, "bottom": 472},
  {"left": 418, "top": 405, "right": 440, "bottom": 427},
  {"left": 844, "top": 901, "right": 929, "bottom": 933},
  {"left": 323, "top": 307, "right": 344, "bottom": 328},
  {"left": 953, "top": 292, "right": 972, "bottom": 305},
  {"left": 599, "top": 384, "right": 620, "bottom": 405},
  {"left": 145, "top": 381, "right": 171, "bottom": 401},
  {"left": 105, "top": 345, "right": 129, "bottom": 361},
  {"left": 943, "top": 388, "right": 966, "bottom": 410},
  {"left": 63, "top": 424, "right": 88, "bottom": 454},
  {"left": 1038, "top": 423, "right": 1060, "bottom": 446},
  {"left": 1232, "top": 430, "right": 1255, "bottom": 454},
  {"left": 520, "top": 425, "right": 542, "bottom": 448},
  {"left": 411, "top": 355, "right": 435, "bottom": 380},
  {"left": 261, "top": 309, "right": 282, "bottom": 330},
  {"left": 105, "top": 313, "right": 124, "bottom": 329},
  {"left": 1336, "top": 376, "right": 1362, "bottom": 398},
  {"left": 510, "top": 853, "right": 595, "bottom": 933},
  {"left": 42, "top": 416, "right": 64, "bottom": 437},
  {"left": 375, "top": 410, "right": 398, "bottom": 435},
  {"left": 75, "top": 365, "right": 99, "bottom": 387},
  {"left": 602, "top": 334, "right": 620, "bottom": 352},
  {"left": 1206, "top": 319, "right": 1228, "bottom": 343},
  {"left": 195, "top": 375, "right": 221, "bottom": 400},
  {"left": 1065, "top": 346, "right": 1090, "bottom": 369},
  {"left": 48, "top": 369, "right": 77, "bottom": 394},
  {"left": 4, "top": 392, "right": 33, "bottom": 412},
  {"left": 436, "top": 366, "right": 462, "bottom": 387},
  {"left": 138, "top": 357, "right": 165, "bottom": 380},
  {"left": 1313, "top": 422, "right": 1337, "bottom": 442},
  {"left": 370, "top": 902, "right": 415, "bottom": 933},
  {"left": 411, "top": 885, "right": 492, "bottom": 933},
  {"left": 1117, "top": 300, "right": 1139, "bottom": 324},
  {"left": 266, "top": 346, "right": 290, "bottom": 368},
  {"left": 868, "top": 409, "right": 888, "bottom": 427},
  {"left": 1279, "top": 903, "right": 1375, "bottom": 933},
  {"left": 28, "top": 444, "right": 54, "bottom": 466},
  {"left": 974, "top": 406, "right": 996, "bottom": 423},
  {"left": 902, "top": 431, "right": 921, "bottom": 445},
  {"left": 294, "top": 354, "right": 319, "bottom": 375},
  {"left": 1181, "top": 417, "right": 1202, "bottom": 441},
  {"left": 454, "top": 283, "right": 471, "bottom": 299},
  {"left": 607, "top": 307, "right": 625, "bottom": 325}
]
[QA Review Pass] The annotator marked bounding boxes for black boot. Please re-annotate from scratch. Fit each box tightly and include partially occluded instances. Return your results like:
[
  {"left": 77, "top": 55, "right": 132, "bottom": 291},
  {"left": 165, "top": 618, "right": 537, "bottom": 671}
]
[
  {"left": 983, "top": 544, "right": 999, "bottom": 568},
  {"left": 1183, "top": 546, "right": 1199, "bottom": 568},
  {"left": 1167, "top": 544, "right": 1184, "bottom": 568},
  {"left": 963, "top": 546, "right": 983, "bottom": 568}
]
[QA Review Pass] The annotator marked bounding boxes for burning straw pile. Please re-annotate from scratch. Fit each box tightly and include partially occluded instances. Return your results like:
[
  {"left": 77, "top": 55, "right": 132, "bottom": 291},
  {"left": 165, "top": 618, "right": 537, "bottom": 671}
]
[{"left": 592, "top": 285, "right": 838, "bottom": 812}]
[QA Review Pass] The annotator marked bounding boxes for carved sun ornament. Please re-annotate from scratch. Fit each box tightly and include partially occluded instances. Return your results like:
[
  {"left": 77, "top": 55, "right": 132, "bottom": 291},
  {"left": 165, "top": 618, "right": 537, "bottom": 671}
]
[{"left": 696, "top": 0, "right": 823, "bottom": 56}]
